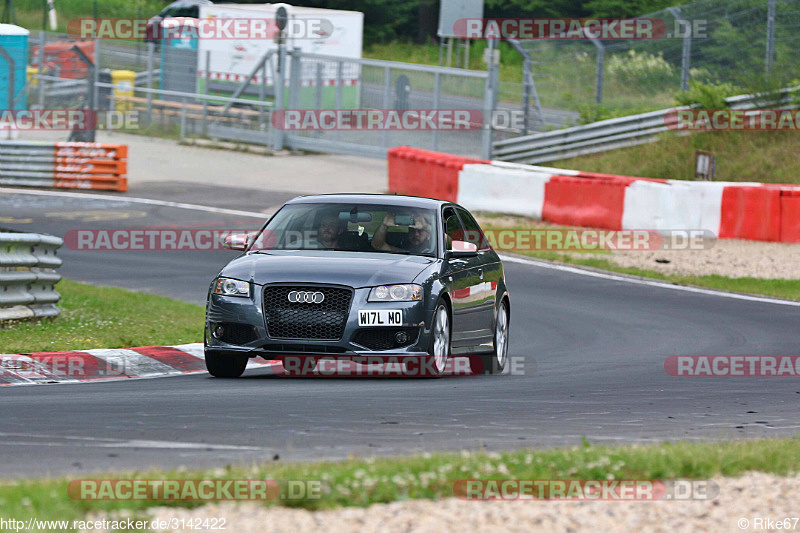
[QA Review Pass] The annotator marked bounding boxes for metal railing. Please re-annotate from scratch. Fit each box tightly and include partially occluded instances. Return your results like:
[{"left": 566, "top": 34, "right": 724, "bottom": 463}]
[
  {"left": 0, "top": 231, "right": 63, "bottom": 322},
  {"left": 493, "top": 86, "right": 800, "bottom": 163}
]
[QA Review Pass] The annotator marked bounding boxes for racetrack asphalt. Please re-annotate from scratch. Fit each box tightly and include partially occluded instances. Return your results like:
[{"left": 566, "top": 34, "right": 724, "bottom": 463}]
[{"left": 0, "top": 187, "right": 798, "bottom": 478}]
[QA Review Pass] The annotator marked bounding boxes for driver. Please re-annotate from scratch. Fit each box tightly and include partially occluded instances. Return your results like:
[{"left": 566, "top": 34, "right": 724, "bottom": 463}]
[
  {"left": 371, "top": 211, "right": 434, "bottom": 254},
  {"left": 316, "top": 213, "right": 345, "bottom": 249}
]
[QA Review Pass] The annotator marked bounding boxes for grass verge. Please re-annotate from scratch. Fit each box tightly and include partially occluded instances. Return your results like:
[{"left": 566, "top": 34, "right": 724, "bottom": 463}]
[
  {"left": 508, "top": 250, "right": 800, "bottom": 301},
  {"left": 477, "top": 215, "right": 800, "bottom": 301},
  {"left": 547, "top": 130, "right": 800, "bottom": 184},
  {"left": 0, "top": 280, "right": 205, "bottom": 353},
  {"left": 2, "top": 438, "right": 798, "bottom": 526}
]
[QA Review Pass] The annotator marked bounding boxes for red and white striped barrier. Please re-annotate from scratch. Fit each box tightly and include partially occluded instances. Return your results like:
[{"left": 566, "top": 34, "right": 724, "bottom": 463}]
[
  {"left": 0, "top": 344, "right": 277, "bottom": 386},
  {"left": 387, "top": 147, "right": 800, "bottom": 243}
]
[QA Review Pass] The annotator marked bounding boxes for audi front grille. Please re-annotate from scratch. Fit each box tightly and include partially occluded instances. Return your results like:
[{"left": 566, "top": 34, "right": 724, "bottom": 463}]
[{"left": 263, "top": 285, "right": 353, "bottom": 340}]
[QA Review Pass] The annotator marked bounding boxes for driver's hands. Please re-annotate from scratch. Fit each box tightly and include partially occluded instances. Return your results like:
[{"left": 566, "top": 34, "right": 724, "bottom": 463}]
[
  {"left": 382, "top": 213, "right": 396, "bottom": 226},
  {"left": 412, "top": 215, "right": 431, "bottom": 231}
]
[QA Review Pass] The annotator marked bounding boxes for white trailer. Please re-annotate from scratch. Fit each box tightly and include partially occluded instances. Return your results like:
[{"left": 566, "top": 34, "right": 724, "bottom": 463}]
[{"left": 196, "top": 3, "right": 363, "bottom": 93}]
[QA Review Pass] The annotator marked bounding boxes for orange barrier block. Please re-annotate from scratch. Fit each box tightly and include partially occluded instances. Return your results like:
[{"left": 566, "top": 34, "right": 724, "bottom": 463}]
[
  {"left": 719, "top": 186, "right": 782, "bottom": 241},
  {"left": 779, "top": 190, "right": 800, "bottom": 243},
  {"left": 54, "top": 142, "right": 128, "bottom": 159},
  {"left": 54, "top": 175, "right": 128, "bottom": 192},
  {"left": 542, "top": 175, "right": 628, "bottom": 229},
  {"left": 387, "top": 147, "right": 488, "bottom": 202}
]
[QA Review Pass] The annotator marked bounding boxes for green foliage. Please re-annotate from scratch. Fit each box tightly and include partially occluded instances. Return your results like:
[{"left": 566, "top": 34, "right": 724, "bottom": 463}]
[
  {"left": 575, "top": 103, "right": 617, "bottom": 125},
  {"left": 608, "top": 50, "right": 677, "bottom": 94},
  {"left": 675, "top": 81, "right": 740, "bottom": 109}
]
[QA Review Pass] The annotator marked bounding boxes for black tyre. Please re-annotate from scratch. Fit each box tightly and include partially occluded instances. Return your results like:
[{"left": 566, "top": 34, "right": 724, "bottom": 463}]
[
  {"left": 205, "top": 351, "right": 248, "bottom": 378},
  {"left": 470, "top": 300, "right": 509, "bottom": 375}
]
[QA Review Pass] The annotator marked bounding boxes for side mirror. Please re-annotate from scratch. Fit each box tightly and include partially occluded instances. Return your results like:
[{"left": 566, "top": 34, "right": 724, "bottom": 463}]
[
  {"left": 222, "top": 232, "right": 251, "bottom": 251},
  {"left": 447, "top": 240, "right": 478, "bottom": 259}
]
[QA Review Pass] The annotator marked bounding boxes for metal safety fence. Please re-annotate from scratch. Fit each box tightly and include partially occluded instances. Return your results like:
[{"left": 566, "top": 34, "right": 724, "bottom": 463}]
[
  {"left": 0, "top": 231, "right": 63, "bottom": 322},
  {"left": 492, "top": 86, "right": 799, "bottom": 163},
  {"left": 25, "top": 32, "right": 500, "bottom": 159}
]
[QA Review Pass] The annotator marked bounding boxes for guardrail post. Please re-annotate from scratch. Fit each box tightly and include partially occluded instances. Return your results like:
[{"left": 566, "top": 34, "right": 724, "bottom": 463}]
[
  {"left": 180, "top": 98, "right": 187, "bottom": 142},
  {"left": 481, "top": 39, "right": 498, "bottom": 160},
  {"left": 146, "top": 42, "right": 155, "bottom": 121},
  {"left": 272, "top": 45, "right": 286, "bottom": 151},
  {"left": 382, "top": 66, "right": 391, "bottom": 149},
  {"left": 71, "top": 44, "right": 96, "bottom": 142},
  {"left": 432, "top": 71, "right": 440, "bottom": 151},
  {"left": 766, "top": 0, "right": 776, "bottom": 78},
  {"left": 38, "top": 30, "right": 45, "bottom": 109},
  {"left": 592, "top": 39, "right": 605, "bottom": 104},
  {"left": 669, "top": 7, "right": 692, "bottom": 92}
]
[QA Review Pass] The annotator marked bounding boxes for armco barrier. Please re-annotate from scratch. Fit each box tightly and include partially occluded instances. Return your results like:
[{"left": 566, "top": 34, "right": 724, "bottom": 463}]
[
  {"left": 0, "top": 231, "right": 63, "bottom": 322},
  {"left": 388, "top": 147, "right": 800, "bottom": 244},
  {"left": 388, "top": 146, "right": 488, "bottom": 202},
  {"left": 780, "top": 190, "right": 800, "bottom": 243},
  {"left": 0, "top": 141, "right": 128, "bottom": 191}
]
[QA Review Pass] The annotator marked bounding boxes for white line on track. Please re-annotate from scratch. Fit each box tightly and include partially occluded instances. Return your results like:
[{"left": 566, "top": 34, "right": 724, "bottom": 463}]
[
  {"left": 0, "top": 433, "right": 263, "bottom": 451},
  {"left": 499, "top": 253, "right": 800, "bottom": 307},
  {"left": 0, "top": 187, "right": 270, "bottom": 219},
  {"left": 4, "top": 187, "right": 798, "bottom": 307}
]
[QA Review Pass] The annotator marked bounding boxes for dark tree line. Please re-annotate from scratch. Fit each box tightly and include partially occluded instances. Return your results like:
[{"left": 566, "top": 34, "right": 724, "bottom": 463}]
[{"left": 224, "top": 0, "right": 680, "bottom": 43}]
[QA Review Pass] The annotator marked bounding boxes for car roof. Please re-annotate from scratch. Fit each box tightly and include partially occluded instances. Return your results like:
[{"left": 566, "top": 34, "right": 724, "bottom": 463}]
[{"left": 286, "top": 193, "right": 450, "bottom": 209}]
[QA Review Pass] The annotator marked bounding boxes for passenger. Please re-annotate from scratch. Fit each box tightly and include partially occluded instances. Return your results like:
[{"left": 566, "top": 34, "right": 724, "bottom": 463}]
[{"left": 371, "top": 211, "right": 434, "bottom": 254}]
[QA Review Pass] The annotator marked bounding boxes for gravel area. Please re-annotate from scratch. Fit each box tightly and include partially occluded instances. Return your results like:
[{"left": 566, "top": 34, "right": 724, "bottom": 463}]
[
  {"left": 475, "top": 215, "right": 800, "bottom": 280},
  {"left": 92, "top": 472, "right": 799, "bottom": 533},
  {"left": 606, "top": 238, "right": 800, "bottom": 280}
]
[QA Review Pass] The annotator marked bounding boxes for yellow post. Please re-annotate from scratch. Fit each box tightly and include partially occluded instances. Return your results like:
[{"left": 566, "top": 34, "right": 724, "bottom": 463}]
[
  {"left": 111, "top": 70, "right": 136, "bottom": 112},
  {"left": 27, "top": 66, "right": 39, "bottom": 87}
]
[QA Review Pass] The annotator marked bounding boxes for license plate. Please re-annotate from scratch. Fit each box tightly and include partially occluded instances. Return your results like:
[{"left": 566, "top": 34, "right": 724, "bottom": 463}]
[{"left": 358, "top": 309, "right": 402, "bottom": 327}]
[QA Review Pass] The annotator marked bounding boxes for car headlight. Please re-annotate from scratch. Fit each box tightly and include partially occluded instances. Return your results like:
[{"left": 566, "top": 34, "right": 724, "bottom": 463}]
[
  {"left": 368, "top": 284, "right": 422, "bottom": 302},
  {"left": 213, "top": 277, "right": 251, "bottom": 297}
]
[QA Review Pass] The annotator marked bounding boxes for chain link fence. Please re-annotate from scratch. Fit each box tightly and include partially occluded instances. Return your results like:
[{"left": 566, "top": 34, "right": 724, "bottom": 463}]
[
  {"left": 25, "top": 31, "right": 497, "bottom": 158},
  {"left": 498, "top": 0, "right": 800, "bottom": 133}
]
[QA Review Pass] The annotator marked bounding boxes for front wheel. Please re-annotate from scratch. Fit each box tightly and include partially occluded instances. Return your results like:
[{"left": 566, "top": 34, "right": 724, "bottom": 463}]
[
  {"left": 406, "top": 302, "right": 451, "bottom": 377},
  {"left": 471, "top": 300, "right": 509, "bottom": 375},
  {"left": 205, "top": 351, "right": 248, "bottom": 378}
]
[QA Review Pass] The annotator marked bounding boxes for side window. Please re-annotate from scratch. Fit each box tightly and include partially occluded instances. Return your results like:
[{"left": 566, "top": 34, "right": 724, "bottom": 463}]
[
  {"left": 455, "top": 207, "right": 490, "bottom": 250},
  {"left": 174, "top": 6, "right": 199, "bottom": 17},
  {"left": 442, "top": 207, "right": 465, "bottom": 251}
]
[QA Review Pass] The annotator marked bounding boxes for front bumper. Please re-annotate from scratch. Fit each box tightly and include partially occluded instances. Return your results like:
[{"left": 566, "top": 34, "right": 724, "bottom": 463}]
[{"left": 205, "top": 284, "right": 432, "bottom": 359}]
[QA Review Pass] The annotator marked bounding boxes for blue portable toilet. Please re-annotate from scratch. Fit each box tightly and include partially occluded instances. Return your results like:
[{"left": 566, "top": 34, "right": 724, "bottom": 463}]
[{"left": 0, "top": 24, "right": 29, "bottom": 110}]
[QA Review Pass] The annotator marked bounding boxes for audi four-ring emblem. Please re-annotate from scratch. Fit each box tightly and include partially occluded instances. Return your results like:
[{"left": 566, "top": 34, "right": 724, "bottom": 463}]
[{"left": 287, "top": 290, "right": 325, "bottom": 304}]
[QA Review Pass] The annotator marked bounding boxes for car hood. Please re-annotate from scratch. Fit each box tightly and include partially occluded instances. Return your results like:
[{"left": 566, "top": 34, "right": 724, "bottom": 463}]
[{"left": 220, "top": 250, "right": 437, "bottom": 288}]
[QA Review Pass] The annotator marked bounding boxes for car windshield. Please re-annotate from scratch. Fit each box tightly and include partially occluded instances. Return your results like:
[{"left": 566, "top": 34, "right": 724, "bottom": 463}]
[{"left": 250, "top": 203, "right": 438, "bottom": 257}]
